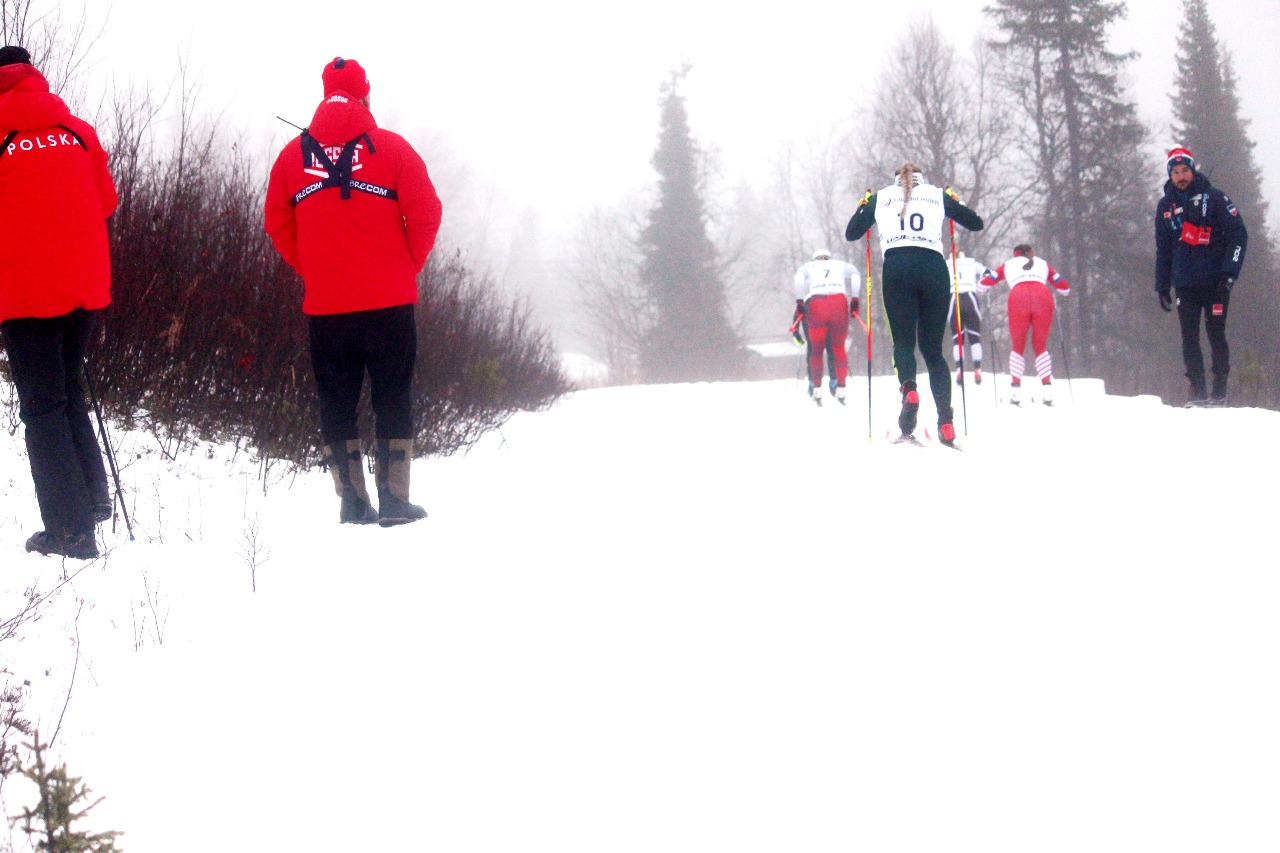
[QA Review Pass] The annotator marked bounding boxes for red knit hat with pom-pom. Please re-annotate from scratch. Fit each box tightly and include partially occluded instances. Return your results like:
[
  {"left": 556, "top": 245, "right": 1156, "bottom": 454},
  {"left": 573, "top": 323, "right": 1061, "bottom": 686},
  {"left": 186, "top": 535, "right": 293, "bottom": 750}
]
[
  {"left": 1166, "top": 146, "right": 1196, "bottom": 176},
  {"left": 322, "top": 57, "right": 369, "bottom": 99}
]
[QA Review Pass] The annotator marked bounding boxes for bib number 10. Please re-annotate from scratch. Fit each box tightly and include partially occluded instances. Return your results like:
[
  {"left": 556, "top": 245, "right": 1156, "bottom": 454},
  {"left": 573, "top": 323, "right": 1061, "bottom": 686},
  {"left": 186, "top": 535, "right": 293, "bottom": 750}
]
[{"left": 899, "top": 212, "right": 925, "bottom": 232}]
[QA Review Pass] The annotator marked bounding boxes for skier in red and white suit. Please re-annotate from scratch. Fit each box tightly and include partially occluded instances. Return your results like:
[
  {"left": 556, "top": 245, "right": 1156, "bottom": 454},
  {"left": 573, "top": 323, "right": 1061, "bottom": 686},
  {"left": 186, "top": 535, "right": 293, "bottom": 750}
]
[
  {"left": 979, "top": 244, "right": 1069, "bottom": 405},
  {"left": 793, "top": 248, "right": 860, "bottom": 405}
]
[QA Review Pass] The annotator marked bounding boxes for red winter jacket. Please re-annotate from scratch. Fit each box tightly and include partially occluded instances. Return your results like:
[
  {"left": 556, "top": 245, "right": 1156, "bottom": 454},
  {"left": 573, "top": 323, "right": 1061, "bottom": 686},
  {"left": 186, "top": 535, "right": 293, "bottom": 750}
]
[
  {"left": 264, "top": 93, "right": 443, "bottom": 316},
  {"left": 0, "top": 64, "right": 117, "bottom": 322}
]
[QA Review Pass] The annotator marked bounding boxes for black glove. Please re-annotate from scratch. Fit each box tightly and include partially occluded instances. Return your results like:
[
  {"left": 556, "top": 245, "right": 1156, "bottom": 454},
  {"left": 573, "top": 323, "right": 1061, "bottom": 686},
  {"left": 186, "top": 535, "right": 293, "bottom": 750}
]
[
  {"left": 1158, "top": 290, "right": 1173, "bottom": 312},
  {"left": 793, "top": 299, "right": 805, "bottom": 321},
  {"left": 849, "top": 297, "right": 860, "bottom": 317},
  {"left": 1221, "top": 273, "right": 1235, "bottom": 293}
]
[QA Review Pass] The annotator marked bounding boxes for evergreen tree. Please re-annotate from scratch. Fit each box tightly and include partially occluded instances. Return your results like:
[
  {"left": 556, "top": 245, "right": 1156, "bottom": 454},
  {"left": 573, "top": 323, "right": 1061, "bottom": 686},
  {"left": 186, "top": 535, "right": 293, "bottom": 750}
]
[
  {"left": 638, "top": 68, "right": 745, "bottom": 383},
  {"left": 985, "top": 0, "right": 1151, "bottom": 382},
  {"left": 12, "top": 733, "right": 122, "bottom": 853},
  {"left": 1170, "top": 0, "right": 1279, "bottom": 406}
]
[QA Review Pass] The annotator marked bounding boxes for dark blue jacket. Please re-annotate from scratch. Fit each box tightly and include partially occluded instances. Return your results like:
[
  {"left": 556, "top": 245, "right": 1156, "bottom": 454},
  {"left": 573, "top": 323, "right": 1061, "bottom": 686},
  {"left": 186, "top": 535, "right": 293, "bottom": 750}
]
[{"left": 1155, "top": 172, "right": 1247, "bottom": 292}]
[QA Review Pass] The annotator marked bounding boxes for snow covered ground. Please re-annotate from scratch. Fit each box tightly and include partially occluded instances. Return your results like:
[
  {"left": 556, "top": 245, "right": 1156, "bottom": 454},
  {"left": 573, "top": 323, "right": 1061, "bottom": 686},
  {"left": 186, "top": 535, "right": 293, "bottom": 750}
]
[{"left": 2, "top": 373, "right": 1277, "bottom": 853}]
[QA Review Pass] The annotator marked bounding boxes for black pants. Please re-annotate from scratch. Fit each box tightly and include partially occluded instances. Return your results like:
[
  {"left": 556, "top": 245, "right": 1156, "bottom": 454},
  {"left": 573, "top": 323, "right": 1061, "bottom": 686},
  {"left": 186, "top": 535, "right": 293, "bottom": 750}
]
[
  {"left": 948, "top": 291, "right": 982, "bottom": 349},
  {"left": 1176, "top": 284, "right": 1229, "bottom": 395},
  {"left": 882, "top": 248, "right": 953, "bottom": 413},
  {"left": 1, "top": 308, "right": 108, "bottom": 536},
  {"left": 308, "top": 304, "right": 417, "bottom": 444}
]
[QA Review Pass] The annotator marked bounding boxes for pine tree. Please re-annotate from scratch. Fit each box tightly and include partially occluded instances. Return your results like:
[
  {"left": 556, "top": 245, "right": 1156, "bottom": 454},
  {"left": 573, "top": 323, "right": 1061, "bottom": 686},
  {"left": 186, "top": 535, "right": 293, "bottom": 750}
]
[
  {"left": 1170, "top": 0, "right": 1279, "bottom": 405},
  {"left": 985, "top": 0, "right": 1151, "bottom": 380},
  {"left": 638, "top": 68, "right": 745, "bottom": 383},
  {"left": 12, "top": 733, "right": 123, "bottom": 853}
]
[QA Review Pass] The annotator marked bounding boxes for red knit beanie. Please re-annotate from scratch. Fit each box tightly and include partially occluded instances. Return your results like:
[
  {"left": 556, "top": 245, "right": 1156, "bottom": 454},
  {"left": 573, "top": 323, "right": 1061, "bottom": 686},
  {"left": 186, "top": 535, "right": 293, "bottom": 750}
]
[
  {"left": 1167, "top": 146, "right": 1196, "bottom": 176},
  {"left": 322, "top": 57, "right": 369, "bottom": 99}
]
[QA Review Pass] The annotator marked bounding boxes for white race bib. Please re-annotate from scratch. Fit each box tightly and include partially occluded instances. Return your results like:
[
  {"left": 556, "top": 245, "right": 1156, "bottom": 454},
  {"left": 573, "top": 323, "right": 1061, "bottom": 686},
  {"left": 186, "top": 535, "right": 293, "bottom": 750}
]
[
  {"left": 1002, "top": 255, "right": 1050, "bottom": 287},
  {"left": 875, "top": 183, "right": 946, "bottom": 256},
  {"left": 953, "top": 255, "right": 985, "bottom": 292},
  {"left": 794, "top": 259, "right": 860, "bottom": 300}
]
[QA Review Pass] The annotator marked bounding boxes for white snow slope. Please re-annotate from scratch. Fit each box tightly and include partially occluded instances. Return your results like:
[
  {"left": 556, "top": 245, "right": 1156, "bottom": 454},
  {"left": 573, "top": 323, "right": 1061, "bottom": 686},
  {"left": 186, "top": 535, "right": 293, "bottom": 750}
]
[{"left": 2, "top": 373, "right": 1277, "bottom": 853}]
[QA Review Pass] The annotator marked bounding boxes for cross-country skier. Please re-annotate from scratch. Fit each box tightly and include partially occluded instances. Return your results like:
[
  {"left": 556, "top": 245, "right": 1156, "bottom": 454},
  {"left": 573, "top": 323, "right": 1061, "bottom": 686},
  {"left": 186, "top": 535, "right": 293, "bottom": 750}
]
[
  {"left": 1155, "top": 146, "right": 1247, "bottom": 406},
  {"left": 948, "top": 247, "right": 990, "bottom": 385},
  {"left": 793, "top": 248, "right": 861, "bottom": 405},
  {"left": 845, "top": 163, "right": 983, "bottom": 445},
  {"left": 979, "top": 244, "right": 1069, "bottom": 406}
]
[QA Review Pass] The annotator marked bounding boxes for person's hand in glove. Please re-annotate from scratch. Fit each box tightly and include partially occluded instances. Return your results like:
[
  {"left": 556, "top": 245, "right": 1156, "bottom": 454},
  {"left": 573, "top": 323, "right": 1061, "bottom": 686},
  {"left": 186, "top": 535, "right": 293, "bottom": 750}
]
[
  {"left": 790, "top": 299, "right": 806, "bottom": 344},
  {"left": 1158, "top": 290, "right": 1173, "bottom": 312}
]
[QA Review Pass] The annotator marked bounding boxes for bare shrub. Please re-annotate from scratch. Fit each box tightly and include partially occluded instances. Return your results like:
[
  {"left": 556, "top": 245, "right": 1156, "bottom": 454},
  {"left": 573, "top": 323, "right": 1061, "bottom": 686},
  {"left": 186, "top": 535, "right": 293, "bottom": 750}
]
[{"left": 49, "top": 92, "right": 572, "bottom": 469}]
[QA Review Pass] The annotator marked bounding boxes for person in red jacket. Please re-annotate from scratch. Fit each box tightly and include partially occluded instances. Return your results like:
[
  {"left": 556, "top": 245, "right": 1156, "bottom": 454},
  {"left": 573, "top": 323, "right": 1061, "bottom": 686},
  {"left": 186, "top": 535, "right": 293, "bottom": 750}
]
[
  {"left": 0, "top": 46, "right": 117, "bottom": 560},
  {"left": 979, "top": 244, "right": 1070, "bottom": 406},
  {"left": 265, "top": 57, "right": 442, "bottom": 526}
]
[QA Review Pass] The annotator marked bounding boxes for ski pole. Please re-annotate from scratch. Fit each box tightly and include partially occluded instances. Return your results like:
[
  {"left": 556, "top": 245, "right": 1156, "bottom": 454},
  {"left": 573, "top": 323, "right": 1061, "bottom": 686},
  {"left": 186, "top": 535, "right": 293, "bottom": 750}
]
[
  {"left": 988, "top": 291, "right": 1000, "bottom": 406},
  {"left": 865, "top": 225, "right": 874, "bottom": 443},
  {"left": 83, "top": 355, "right": 134, "bottom": 540},
  {"left": 947, "top": 212, "right": 968, "bottom": 433},
  {"left": 1056, "top": 295, "right": 1075, "bottom": 402}
]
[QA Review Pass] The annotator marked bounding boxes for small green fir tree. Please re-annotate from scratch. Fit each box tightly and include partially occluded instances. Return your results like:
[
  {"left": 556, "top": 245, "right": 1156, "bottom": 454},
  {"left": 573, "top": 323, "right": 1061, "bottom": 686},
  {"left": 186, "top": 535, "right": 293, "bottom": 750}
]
[{"left": 11, "top": 733, "right": 123, "bottom": 853}]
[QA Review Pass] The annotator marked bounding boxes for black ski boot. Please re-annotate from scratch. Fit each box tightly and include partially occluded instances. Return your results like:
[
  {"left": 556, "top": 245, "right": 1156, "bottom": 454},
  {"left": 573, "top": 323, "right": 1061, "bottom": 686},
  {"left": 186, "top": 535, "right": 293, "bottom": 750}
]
[
  {"left": 937, "top": 405, "right": 956, "bottom": 447},
  {"left": 898, "top": 380, "right": 920, "bottom": 436}
]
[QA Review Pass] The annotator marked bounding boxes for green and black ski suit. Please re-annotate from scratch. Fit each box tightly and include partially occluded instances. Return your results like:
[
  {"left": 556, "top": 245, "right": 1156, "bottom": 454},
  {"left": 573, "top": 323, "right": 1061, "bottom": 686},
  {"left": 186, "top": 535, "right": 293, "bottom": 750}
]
[{"left": 845, "top": 186, "right": 983, "bottom": 420}]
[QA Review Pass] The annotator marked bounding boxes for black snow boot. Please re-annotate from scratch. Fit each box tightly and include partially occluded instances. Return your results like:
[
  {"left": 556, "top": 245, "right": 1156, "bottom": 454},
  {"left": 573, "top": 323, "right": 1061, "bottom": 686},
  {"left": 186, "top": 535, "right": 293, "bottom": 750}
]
[
  {"left": 374, "top": 438, "right": 427, "bottom": 527},
  {"left": 898, "top": 380, "right": 920, "bottom": 436},
  {"left": 1187, "top": 372, "right": 1208, "bottom": 407},
  {"left": 327, "top": 440, "right": 380, "bottom": 524},
  {"left": 25, "top": 529, "right": 98, "bottom": 560},
  {"left": 1210, "top": 374, "right": 1228, "bottom": 407}
]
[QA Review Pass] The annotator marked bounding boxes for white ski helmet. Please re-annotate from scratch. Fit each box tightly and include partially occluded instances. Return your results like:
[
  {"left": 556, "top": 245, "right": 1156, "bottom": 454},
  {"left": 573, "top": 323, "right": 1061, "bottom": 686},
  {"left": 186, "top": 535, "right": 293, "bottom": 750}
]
[{"left": 812, "top": 248, "right": 831, "bottom": 260}]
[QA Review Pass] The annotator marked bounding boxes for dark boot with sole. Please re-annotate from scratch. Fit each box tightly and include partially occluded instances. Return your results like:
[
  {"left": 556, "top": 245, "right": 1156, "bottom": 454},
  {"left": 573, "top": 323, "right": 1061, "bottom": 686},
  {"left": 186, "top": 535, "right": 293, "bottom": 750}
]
[
  {"left": 898, "top": 380, "right": 920, "bottom": 437},
  {"left": 1210, "top": 374, "right": 1228, "bottom": 407},
  {"left": 327, "top": 440, "right": 380, "bottom": 524},
  {"left": 374, "top": 438, "right": 427, "bottom": 527},
  {"left": 937, "top": 405, "right": 956, "bottom": 447},
  {"left": 25, "top": 529, "right": 98, "bottom": 560},
  {"left": 1186, "top": 371, "right": 1208, "bottom": 407}
]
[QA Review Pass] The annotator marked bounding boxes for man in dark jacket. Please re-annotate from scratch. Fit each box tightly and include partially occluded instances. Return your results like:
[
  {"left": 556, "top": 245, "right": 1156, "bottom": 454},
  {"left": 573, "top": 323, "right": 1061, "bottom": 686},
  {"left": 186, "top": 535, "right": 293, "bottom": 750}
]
[
  {"left": 1155, "top": 146, "right": 1247, "bottom": 406},
  {"left": 265, "top": 57, "right": 442, "bottom": 526},
  {"left": 0, "top": 46, "right": 117, "bottom": 560}
]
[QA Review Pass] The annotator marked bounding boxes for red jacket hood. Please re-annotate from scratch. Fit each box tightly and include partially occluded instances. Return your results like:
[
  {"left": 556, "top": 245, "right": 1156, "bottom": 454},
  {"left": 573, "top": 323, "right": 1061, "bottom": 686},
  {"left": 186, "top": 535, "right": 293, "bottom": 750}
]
[
  {"left": 307, "top": 93, "right": 377, "bottom": 144},
  {"left": 0, "top": 64, "right": 71, "bottom": 130}
]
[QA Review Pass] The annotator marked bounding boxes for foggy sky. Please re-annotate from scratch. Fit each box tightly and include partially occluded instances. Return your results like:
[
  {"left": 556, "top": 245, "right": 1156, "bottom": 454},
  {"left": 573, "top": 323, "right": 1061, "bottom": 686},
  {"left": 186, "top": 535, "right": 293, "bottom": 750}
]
[{"left": 88, "top": 0, "right": 1278, "bottom": 237}]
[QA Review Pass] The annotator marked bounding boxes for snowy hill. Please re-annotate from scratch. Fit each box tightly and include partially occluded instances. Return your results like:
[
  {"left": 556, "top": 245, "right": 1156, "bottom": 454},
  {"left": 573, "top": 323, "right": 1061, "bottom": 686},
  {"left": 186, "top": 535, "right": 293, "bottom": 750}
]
[{"left": 2, "top": 374, "right": 1278, "bottom": 853}]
